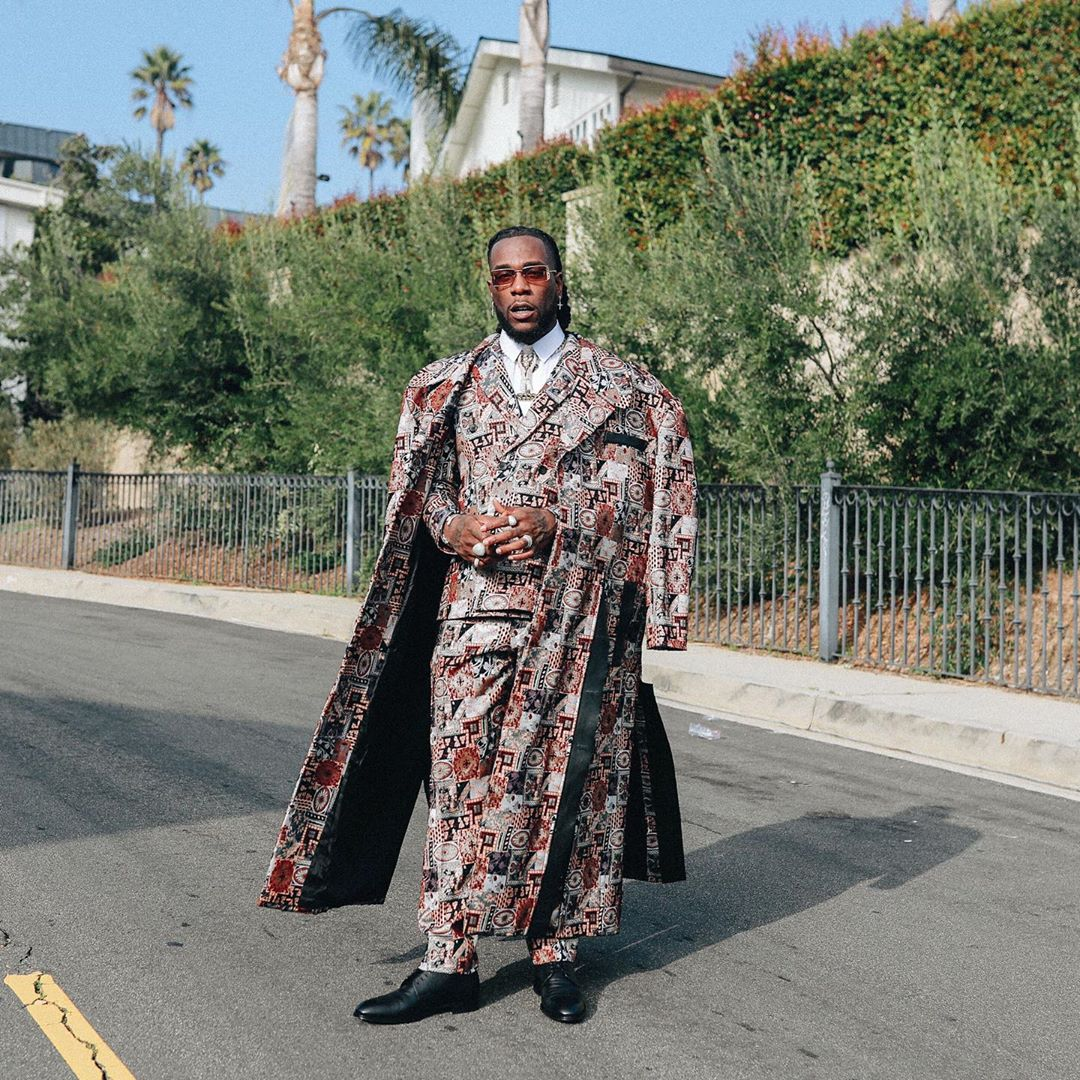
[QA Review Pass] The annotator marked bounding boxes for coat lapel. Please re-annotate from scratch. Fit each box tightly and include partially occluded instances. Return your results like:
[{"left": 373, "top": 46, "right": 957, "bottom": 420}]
[
  {"left": 474, "top": 340, "right": 522, "bottom": 427},
  {"left": 395, "top": 339, "right": 488, "bottom": 497},
  {"left": 499, "top": 335, "right": 632, "bottom": 468}
]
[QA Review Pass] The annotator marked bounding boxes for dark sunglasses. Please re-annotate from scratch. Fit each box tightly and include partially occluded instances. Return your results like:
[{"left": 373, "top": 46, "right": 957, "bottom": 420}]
[{"left": 489, "top": 264, "right": 553, "bottom": 289}]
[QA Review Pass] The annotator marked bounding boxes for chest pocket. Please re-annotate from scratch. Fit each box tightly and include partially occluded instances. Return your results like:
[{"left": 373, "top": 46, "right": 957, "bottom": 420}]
[{"left": 603, "top": 432, "right": 647, "bottom": 451}]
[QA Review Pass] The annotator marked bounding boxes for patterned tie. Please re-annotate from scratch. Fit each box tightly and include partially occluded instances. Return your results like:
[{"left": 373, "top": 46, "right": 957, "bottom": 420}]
[{"left": 516, "top": 345, "right": 540, "bottom": 412}]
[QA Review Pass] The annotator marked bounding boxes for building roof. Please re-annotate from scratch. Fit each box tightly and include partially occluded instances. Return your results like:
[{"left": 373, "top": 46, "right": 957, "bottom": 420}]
[
  {"left": 466, "top": 37, "right": 725, "bottom": 87},
  {"left": 437, "top": 38, "right": 724, "bottom": 176},
  {"left": 1, "top": 121, "right": 78, "bottom": 186},
  {"left": 0, "top": 122, "right": 77, "bottom": 165}
]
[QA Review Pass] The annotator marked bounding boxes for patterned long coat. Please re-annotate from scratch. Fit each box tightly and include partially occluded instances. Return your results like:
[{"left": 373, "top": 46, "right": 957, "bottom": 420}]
[{"left": 259, "top": 333, "right": 697, "bottom": 940}]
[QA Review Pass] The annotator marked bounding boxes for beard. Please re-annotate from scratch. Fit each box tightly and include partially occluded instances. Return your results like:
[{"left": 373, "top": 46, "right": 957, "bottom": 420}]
[{"left": 494, "top": 298, "right": 559, "bottom": 345}]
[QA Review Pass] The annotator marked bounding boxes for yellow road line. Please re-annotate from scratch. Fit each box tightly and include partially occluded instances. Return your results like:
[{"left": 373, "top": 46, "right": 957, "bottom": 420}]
[{"left": 5, "top": 971, "right": 136, "bottom": 1080}]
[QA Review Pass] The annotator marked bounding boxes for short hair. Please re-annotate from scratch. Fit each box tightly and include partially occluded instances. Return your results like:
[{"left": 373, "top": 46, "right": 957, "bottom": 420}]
[{"left": 486, "top": 225, "right": 563, "bottom": 271}]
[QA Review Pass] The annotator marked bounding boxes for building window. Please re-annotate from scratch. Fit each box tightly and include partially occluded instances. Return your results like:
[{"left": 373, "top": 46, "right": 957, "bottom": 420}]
[
  {"left": 550, "top": 72, "right": 560, "bottom": 109},
  {"left": 502, "top": 70, "right": 511, "bottom": 106}
]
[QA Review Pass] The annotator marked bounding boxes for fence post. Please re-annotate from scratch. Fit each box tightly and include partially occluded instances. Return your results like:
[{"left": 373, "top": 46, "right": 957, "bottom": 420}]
[
  {"left": 345, "top": 469, "right": 359, "bottom": 595},
  {"left": 819, "top": 461, "right": 842, "bottom": 660},
  {"left": 61, "top": 458, "right": 80, "bottom": 569}
]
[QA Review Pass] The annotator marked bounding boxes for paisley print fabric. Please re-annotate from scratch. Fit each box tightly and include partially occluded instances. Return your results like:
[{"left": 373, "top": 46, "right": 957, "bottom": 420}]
[
  {"left": 422, "top": 341, "right": 570, "bottom": 619},
  {"left": 420, "top": 618, "right": 531, "bottom": 938},
  {"left": 420, "top": 932, "right": 478, "bottom": 975},
  {"left": 526, "top": 935, "right": 578, "bottom": 966},
  {"left": 258, "top": 334, "right": 696, "bottom": 941},
  {"left": 419, "top": 931, "right": 577, "bottom": 975}
]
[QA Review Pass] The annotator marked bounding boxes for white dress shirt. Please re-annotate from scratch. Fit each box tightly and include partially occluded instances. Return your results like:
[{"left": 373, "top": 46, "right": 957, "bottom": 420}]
[{"left": 499, "top": 323, "right": 565, "bottom": 403}]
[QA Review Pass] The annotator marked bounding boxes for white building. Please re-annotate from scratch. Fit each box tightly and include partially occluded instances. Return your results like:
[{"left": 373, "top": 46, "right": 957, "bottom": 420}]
[
  {"left": 1, "top": 123, "right": 69, "bottom": 255},
  {"left": 0, "top": 175, "right": 63, "bottom": 254},
  {"left": 1, "top": 124, "right": 70, "bottom": 407},
  {"left": 436, "top": 38, "right": 723, "bottom": 179}
]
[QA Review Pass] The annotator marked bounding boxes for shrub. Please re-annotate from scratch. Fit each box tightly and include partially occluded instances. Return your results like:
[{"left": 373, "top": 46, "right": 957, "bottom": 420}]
[
  {"left": 91, "top": 529, "right": 156, "bottom": 568},
  {"left": 845, "top": 120, "right": 1080, "bottom": 489},
  {"left": 575, "top": 115, "right": 1080, "bottom": 489},
  {"left": 9, "top": 414, "right": 117, "bottom": 472},
  {"left": 575, "top": 122, "right": 850, "bottom": 485}
]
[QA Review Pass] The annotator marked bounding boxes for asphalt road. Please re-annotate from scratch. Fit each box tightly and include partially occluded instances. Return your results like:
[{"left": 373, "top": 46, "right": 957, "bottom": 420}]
[{"left": 2, "top": 592, "right": 1078, "bottom": 1080}]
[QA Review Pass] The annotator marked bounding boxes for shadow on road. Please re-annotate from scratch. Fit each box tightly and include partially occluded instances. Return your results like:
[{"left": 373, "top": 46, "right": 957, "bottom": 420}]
[
  {"left": 482, "top": 804, "right": 979, "bottom": 1009},
  {"left": 0, "top": 689, "right": 296, "bottom": 849},
  {"left": 2, "top": 679, "right": 981, "bottom": 1023}
]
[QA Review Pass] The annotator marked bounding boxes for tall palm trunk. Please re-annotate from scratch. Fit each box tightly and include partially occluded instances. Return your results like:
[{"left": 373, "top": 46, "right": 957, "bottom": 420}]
[
  {"left": 409, "top": 88, "right": 439, "bottom": 180},
  {"left": 928, "top": 0, "right": 958, "bottom": 21},
  {"left": 277, "top": 0, "right": 326, "bottom": 217},
  {"left": 518, "top": 0, "right": 548, "bottom": 153},
  {"left": 151, "top": 90, "right": 174, "bottom": 159}
]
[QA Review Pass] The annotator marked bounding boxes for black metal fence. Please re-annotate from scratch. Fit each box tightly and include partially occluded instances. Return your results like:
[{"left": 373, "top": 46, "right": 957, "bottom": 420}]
[
  {"left": 3, "top": 462, "right": 1079, "bottom": 698},
  {"left": 691, "top": 484, "right": 819, "bottom": 656},
  {"left": 830, "top": 485, "right": 1080, "bottom": 695},
  {"left": 0, "top": 465, "right": 387, "bottom": 596},
  {"left": 688, "top": 472, "right": 1080, "bottom": 697}
]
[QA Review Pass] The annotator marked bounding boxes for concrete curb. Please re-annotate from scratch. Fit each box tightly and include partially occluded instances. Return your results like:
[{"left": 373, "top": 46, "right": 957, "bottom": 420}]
[
  {"left": 0, "top": 564, "right": 359, "bottom": 641},
  {"left": 643, "top": 661, "right": 1080, "bottom": 794}
]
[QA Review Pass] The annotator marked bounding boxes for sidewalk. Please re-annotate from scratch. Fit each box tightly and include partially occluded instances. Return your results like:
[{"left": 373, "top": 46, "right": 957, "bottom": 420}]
[
  {"left": 4, "top": 562, "right": 1079, "bottom": 796},
  {"left": 645, "top": 644, "right": 1080, "bottom": 796},
  {"left": 0, "top": 563, "right": 359, "bottom": 640}
]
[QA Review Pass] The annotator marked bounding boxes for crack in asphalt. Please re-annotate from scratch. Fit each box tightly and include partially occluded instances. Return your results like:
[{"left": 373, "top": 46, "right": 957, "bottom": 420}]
[
  {"left": 0, "top": 927, "right": 10, "bottom": 947},
  {"left": 27, "top": 973, "right": 111, "bottom": 1080},
  {"left": 682, "top": 816, "right": 729, "bottom": 837}
]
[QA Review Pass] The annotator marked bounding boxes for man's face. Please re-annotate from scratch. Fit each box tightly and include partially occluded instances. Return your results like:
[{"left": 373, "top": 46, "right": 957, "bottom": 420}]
[{"left": 487, "top": 235, "right": 563, "bottom": 344}]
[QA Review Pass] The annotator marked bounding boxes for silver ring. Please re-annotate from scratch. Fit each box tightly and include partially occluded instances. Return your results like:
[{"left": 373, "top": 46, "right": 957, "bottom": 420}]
[
  {"left": 507, "top": 514, "right": 518, "bottom": 527},
  {"left": 521, "top": 533, "right": 533, "bottom": 550},
  {"left": 471, "top": 541, "right": 487, "bottom": 557}
]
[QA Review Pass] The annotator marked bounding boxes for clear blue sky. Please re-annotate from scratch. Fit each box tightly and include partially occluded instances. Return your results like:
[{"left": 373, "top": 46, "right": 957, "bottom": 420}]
[{"left": 3, "top": 0, "right": 962, "bottom": 213}]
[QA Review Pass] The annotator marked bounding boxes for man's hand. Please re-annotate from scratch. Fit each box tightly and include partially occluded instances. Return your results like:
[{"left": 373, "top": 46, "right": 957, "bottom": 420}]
[
  {"left": 443, "top": 511, "right": 506, "bottom": 566},
  {"left": 487, "top": 499, "right": 557, "bottom": 562},
  {"left": 444, "top": 500, "right": 557, "bottom": 565}
]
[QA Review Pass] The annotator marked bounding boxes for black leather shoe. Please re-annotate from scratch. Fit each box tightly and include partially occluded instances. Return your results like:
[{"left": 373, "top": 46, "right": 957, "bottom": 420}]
[
  {"left": 533, "top": 961, "right": 586, "bottom": 1023},
  {"left": 353, "top": 968, "right": 479, "bottom": 1024}
]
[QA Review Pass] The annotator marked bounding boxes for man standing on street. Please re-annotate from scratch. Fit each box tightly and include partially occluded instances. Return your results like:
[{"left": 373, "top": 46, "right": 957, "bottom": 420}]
[{"left": 259, "top": 226, "right": 697, "bottom": 1025}]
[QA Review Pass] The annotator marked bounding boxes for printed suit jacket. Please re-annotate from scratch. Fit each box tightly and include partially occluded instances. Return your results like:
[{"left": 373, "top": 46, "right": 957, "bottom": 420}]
[
  {"left": 422, "top": 335, "right": 576, "bottom": 619},
  {"left": 259, "top": 332, "right": 697, "bottom": 941}
]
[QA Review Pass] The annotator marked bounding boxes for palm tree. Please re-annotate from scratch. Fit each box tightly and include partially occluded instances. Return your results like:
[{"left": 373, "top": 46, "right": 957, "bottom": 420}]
[
  {"left": 341, "top": 91, "right": 401, "bottom": 197},
  {"left": 387, "top": 114, "right": 410, "bottom": 182},
  {"left": 518, "top": 0, "right": 549, "bottom": 153},
  {"left": 344, "top": 10, "right": 461, "bottom": 182},
  {"left": 130, "top": 46, "right": 194, "bottom": 158},
  {"left": 181, "top": 139, "right": 226, "bottom": 200},
  {"left": 276, "top": 2, "right": 463, "bottom": 218}
]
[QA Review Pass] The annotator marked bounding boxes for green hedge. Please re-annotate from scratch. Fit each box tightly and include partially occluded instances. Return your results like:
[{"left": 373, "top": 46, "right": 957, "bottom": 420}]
[
  {"left": 598, "top": 0, "right": 1080, "bottom": 248},
  {"left": 314, "top": 139, "right": 591, "bottom": 258},
  {"left": 318, "top": 0, "right": 1079, "bottom": 251}
]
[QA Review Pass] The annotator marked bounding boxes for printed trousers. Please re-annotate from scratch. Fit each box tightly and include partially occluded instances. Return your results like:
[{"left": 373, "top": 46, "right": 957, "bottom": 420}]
[{"left": 418, "top": 618, "right": 577, "bottom": 975}]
